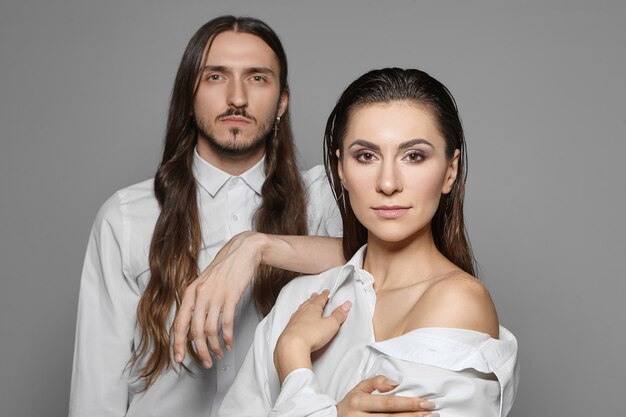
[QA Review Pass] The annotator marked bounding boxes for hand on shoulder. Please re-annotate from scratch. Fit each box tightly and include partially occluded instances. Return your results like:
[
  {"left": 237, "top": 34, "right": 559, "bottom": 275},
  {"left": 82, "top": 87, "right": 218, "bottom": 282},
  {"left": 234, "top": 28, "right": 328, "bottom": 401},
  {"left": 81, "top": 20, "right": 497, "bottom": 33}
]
[{"left": 408, "top": 272, "right": 500, "bottom": 338}]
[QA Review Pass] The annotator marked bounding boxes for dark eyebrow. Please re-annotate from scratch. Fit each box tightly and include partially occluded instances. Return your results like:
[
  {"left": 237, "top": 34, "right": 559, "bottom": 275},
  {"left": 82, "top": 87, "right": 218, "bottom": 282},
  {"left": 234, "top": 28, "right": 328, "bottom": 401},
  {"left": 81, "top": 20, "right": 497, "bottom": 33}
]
[
  {"left": 202, "top": 65, "right": 227, "bottom": 73},
  {"left": 399, "top": 139, "right": 435, "bottom": 150},
  {"left": 245, "top": 67, "right": 275, "bottom": 76},
  {"left": 347, "top": 139, "right": 380, "bottom": 150},
  {"left": 347, "top": 138, "right": 434, "bottom": 150},
  {"left": 201, "top": 66, "right": 276, "bottom": 77}
]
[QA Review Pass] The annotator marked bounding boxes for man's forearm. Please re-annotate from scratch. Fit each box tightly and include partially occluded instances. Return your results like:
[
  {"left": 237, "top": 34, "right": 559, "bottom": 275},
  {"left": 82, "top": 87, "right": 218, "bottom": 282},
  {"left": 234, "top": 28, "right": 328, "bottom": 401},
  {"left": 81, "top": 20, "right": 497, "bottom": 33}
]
[{"left": 257, "top": 234, "right": 344, "bottom": 274}]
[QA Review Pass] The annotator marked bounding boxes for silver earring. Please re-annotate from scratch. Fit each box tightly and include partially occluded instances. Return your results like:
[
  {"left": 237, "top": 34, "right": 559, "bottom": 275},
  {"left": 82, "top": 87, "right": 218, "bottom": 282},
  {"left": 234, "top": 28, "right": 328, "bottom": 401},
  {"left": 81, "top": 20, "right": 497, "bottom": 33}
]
[{"left": 273, "top": 116, "right": 281, "bottom": 134}]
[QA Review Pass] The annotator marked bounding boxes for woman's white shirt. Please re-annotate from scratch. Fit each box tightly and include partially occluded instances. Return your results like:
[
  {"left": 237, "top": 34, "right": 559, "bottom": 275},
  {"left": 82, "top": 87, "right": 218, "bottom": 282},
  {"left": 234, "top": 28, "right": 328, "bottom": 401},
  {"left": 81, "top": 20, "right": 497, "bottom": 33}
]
[{"left": 219, "top": 245, "right": 519, "bottom": 417}]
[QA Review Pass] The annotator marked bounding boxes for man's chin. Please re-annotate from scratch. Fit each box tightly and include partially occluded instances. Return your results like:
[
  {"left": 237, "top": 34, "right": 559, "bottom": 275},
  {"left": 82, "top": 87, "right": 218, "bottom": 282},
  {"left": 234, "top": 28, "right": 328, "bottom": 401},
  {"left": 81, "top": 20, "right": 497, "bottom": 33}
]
[
  {"left": 205, "top": 136, "right": 266, "bottom": 158},
  {"left": 197, "top": 123, "right": 272, "bottom": 158}
]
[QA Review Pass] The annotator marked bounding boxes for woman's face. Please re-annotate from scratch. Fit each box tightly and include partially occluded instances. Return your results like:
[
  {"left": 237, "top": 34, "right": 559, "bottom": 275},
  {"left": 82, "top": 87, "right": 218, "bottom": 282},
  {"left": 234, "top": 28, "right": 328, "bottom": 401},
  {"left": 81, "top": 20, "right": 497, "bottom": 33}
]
[{"left": 338, "top": 100, "right": 459, "bottom": 245}]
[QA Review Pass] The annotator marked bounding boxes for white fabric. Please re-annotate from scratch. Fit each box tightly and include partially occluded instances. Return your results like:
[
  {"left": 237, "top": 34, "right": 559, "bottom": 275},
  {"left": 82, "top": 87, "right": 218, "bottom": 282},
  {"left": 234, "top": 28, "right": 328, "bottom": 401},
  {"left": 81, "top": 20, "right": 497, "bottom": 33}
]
[
  {"left": 69, "top": 149, "right": 342, "bottom": 417},
  {"left": 219, "top": 246, "right": 519, "bottom": 417}
]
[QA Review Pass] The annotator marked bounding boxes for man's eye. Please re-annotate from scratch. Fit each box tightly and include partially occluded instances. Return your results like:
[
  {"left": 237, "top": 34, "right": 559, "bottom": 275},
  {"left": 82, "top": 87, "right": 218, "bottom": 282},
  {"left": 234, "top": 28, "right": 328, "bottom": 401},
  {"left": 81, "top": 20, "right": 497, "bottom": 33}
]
[
  {"left": 207, "top": 74, "right": 221, "bottom": 80},
  {"left": 252, "top": 75, "right": 266, "bottom": 82}
]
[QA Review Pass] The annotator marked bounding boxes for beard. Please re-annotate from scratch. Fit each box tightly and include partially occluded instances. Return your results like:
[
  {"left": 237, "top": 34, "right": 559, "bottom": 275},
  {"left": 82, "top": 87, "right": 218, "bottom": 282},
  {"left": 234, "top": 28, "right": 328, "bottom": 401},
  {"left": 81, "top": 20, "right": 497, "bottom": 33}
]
[{"left": 195, "top": 110, "right": 274, "bottom": 158}]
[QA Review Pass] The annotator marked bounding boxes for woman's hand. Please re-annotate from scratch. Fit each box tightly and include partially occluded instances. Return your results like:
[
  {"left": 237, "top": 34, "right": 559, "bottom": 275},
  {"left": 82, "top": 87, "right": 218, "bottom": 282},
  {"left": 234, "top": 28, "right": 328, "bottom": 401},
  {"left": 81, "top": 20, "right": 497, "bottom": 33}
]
[
  {"left": 173, "top": 231, "right": 263, "bottom": 368},
  {"left": 337, "top": 375, "right": 439, "bottom": 416},
  {"left": 274, "top": 290, "right": 351, "bottom": 383}
]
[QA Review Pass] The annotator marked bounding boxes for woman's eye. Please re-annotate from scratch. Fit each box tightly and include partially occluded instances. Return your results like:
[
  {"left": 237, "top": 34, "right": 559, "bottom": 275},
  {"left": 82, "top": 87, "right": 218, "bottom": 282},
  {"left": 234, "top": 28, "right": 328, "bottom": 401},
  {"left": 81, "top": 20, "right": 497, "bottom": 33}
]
[
  {"left": 404, "top": 151, "right": 425, "bottom": 163},
  {"left": 356, "top": 152, "right": 376, "bottom": 163}
]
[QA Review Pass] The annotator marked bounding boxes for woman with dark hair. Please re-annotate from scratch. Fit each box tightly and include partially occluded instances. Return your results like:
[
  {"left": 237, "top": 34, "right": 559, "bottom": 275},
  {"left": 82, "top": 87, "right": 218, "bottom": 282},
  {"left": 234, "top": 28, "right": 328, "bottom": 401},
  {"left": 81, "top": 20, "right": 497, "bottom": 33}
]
[{"left": 220, "top": 68, "right": 519, "bottom": 416}]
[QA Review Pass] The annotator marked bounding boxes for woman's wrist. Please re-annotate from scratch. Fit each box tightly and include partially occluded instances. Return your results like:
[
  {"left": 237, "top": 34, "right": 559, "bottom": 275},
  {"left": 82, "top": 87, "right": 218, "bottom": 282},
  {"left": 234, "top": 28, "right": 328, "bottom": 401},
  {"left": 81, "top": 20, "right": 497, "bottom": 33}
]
[{"left": 274, "top": 335, "right": 313, "bottom": 384}]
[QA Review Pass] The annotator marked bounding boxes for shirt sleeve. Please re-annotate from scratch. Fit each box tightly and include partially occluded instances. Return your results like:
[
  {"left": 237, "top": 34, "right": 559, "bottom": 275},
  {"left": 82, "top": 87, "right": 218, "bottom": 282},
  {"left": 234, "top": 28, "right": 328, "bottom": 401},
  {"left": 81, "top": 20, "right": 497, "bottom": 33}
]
[
  {"left": 218, "top": 306, "right": 337, "bottom": 417},
  {"left": 69, "top": 193, "right": 141, "bottom": 417},
  {"left": 271, "top": 369, "right": 336, "bottom": 416},
  {"left": 302, "top": 165, "right": 342, "bottom": 238},
  {"left": 371, "top": 357, "right": 502, "bottom": 417}
]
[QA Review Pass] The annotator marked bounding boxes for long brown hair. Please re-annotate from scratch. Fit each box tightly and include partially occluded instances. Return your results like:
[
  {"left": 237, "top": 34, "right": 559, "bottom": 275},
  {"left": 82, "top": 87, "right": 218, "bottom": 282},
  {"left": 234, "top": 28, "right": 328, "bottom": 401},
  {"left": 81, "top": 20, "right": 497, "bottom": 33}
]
[
  {"left": 323, "top": 68, "right": 474, "bottom": 275},
  {"left": 131, "top": 16, "right": 307, "bottom": 389}
]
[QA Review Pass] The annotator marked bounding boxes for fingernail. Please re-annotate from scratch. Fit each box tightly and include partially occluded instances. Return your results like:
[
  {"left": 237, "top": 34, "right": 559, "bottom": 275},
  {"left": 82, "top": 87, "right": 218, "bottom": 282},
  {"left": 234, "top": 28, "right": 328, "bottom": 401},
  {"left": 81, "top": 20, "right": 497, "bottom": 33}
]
[
  {"left": 311, "top": 292, "right": 318, "bottom": 297},
  {"left": 424, "top": 413, "right": 439, "bottom": 417},
  {"left": 420, "top": 401, "right": 436, "bottom": 410},
  {"left": 203, "top": 361, "right": 212, "bottom": 369},
  {"left": 341, "top": 301, "right": 352, "bottom": 312},
  {"left": 384, "top": 378, "right": 399, "bottom": 386},
  {"left": 175, "top": 354, "right": 182, "bottom": 363},
  {"left": 225, "top": 344, "right": 232, "bottom": 352}
]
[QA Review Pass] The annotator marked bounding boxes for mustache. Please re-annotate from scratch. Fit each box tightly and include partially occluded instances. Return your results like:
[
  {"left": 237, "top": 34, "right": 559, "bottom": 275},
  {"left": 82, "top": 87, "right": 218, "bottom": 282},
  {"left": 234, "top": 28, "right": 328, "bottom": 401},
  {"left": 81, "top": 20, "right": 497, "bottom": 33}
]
[{"left": 216, "top": 107, "right": 256, "bottom": 123}]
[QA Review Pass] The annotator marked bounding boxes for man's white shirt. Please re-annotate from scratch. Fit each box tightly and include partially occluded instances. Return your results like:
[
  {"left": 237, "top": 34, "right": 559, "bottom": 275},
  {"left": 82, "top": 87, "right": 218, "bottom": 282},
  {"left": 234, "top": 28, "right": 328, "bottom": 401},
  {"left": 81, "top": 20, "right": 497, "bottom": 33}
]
[{"left": 69, "top": 150, "right": 342, "bottom": 417}]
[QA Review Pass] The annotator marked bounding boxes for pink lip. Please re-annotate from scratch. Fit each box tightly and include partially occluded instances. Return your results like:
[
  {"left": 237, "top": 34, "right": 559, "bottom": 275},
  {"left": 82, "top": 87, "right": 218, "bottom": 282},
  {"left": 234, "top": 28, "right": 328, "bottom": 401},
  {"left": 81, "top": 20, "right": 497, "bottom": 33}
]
[
  {"left": 372, "top": 205, "right": 409, "bottom": 219},
  {"left": 220, "top": 116, "right": 252, "bottom": 126}
]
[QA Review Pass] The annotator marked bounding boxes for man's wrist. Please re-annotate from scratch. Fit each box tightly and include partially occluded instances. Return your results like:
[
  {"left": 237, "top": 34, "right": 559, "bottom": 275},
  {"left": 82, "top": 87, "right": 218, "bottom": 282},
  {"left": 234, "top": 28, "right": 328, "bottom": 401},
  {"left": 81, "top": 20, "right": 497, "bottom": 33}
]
[{"left": 252, "top": 232, "right": 271, "bottom": 265}]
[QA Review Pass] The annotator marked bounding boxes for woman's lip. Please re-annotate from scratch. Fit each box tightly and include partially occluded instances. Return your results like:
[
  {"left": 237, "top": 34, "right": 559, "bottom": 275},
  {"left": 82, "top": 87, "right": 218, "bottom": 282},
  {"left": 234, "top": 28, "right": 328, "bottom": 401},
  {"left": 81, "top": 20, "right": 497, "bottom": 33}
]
[{"left": 372, "top": 207, "right": 409, "bottom": 219}]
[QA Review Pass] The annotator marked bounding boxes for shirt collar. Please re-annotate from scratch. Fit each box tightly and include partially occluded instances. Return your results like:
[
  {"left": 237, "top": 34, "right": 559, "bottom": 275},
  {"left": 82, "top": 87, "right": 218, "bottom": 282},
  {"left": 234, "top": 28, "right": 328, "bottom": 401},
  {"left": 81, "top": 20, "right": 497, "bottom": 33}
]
[
  {"left": 329, "top": 245, "right": 369, "bottom": 295},
  {"left": 192, "top": 148, "right": 266, "bottom": 197}
]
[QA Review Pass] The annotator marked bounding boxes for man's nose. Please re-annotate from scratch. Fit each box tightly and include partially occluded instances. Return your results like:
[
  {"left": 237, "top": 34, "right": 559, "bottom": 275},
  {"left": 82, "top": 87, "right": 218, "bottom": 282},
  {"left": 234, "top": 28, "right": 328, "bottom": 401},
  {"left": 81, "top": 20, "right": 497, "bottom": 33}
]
[{"left": 227, "top": 79, "right": 248, "bottom": 108}]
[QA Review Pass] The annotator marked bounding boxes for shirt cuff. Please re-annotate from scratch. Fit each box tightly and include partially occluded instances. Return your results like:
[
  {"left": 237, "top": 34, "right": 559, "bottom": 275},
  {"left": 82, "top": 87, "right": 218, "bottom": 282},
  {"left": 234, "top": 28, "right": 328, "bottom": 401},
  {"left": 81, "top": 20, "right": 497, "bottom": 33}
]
[{"left": 271, "top": 368, "right": 336, "bottom": 416}]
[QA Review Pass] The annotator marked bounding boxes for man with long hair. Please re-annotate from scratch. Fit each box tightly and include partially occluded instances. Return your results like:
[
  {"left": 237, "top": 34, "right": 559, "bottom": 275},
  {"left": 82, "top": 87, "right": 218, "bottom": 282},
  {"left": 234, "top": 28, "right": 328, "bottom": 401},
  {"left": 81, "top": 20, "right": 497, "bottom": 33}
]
[
  {"left": 70, "top": 15, "right": 343, "bottom": 417},
  {"left": 70, "top": 16, "right": 430, "bottom": 417}
]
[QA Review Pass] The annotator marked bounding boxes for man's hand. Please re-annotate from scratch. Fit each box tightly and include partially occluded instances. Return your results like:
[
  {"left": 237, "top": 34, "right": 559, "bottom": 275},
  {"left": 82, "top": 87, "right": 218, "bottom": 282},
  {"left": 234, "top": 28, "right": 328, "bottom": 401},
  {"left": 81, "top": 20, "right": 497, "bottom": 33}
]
[
  {"left": 173, "top": 231, "right": 262, "bottom": 368},
  {"left": 337, "top": 375, "right": 439, "bottom": 416}
]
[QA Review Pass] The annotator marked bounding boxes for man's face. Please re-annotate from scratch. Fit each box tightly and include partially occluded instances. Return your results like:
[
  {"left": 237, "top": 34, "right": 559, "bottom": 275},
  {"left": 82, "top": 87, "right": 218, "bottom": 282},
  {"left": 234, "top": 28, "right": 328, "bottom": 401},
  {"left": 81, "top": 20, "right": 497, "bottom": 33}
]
[{"left": 193, "top": 31, "right": 288, "bottom": 158}]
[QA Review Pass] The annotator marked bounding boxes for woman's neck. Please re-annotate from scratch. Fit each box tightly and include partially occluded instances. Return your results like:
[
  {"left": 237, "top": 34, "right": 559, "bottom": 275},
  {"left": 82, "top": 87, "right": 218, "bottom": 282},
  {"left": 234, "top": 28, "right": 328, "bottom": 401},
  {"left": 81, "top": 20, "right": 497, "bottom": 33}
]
[{"left": 363, "top": 228, "right": 453, "bottom": 291}]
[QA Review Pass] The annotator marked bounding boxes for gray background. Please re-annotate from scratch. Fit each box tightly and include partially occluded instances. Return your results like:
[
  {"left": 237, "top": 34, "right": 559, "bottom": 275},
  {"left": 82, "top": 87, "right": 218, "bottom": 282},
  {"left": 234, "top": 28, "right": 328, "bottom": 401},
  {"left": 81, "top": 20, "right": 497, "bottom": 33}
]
[{"left": 1, "top": 0, "right": 624, "bottom": 416}]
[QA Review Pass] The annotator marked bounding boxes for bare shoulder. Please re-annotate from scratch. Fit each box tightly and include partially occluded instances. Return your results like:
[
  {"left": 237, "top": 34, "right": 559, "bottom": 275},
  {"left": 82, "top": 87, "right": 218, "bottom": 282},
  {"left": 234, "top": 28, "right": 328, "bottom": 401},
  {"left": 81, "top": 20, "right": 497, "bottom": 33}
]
[{"left": 407, "top": 271, "right": 500, "bottom": 338}]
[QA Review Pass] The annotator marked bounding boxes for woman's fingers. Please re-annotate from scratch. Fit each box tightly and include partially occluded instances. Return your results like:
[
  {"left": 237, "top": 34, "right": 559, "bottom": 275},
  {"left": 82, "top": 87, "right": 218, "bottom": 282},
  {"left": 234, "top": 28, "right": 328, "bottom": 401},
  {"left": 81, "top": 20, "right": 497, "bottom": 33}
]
[
  {"left": 329, "top": 300, "right": 352, "bottom": 325},
  {"left": 341, "top": 375, "right": 437, "bottom": 414}
]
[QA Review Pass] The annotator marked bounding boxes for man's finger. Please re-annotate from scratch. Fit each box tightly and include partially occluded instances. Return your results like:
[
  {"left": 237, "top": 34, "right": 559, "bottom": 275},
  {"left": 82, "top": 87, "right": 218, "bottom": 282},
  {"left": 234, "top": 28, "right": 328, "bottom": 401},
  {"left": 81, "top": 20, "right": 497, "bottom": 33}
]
[
  {"left": 189, "top": 280, "right": 214, "bottom": 361},
  {"left": 205, "top": 302, "right": 224, "bottom": 359},
  {"left": 221, "top": 297, "right": 238, "bottom": 352},
  {"left": 173, "top": 282, "right": 198, "bottom": 363},
  {"left": 190, "top": 300, "right": 213, "bottom": 367}
]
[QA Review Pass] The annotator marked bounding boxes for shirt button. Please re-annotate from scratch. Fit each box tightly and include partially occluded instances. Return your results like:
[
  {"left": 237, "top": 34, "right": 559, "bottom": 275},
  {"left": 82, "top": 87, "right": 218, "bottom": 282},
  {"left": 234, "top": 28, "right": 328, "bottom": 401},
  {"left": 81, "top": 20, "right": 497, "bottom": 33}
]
[
  {"left": 221, "top": 366, "right": 230, "bottom": 372},
  {"left": 232, "top": 214, "right": 239, "bottom": 221},
  {"left": 232, "top": 177, "right": 241, "bottom": 185}
]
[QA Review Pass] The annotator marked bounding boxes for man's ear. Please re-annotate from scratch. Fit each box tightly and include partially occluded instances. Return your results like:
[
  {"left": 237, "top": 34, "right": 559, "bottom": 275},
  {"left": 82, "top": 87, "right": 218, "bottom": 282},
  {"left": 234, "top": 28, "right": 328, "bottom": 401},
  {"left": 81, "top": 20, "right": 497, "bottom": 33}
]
[
  {"left": 277, "top": 90, "right": 289, "bottom": 118},
  {"left": 442, "top": 149, "right": 460, "bottom": 194}
]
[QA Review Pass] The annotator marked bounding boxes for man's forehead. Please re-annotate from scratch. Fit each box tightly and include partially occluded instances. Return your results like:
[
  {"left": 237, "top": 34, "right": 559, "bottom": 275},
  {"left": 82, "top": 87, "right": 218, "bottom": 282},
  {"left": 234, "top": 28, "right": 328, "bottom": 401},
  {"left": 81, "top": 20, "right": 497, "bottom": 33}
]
[{"left": 203, "top": 31, "right": 280, "bottom": 72}]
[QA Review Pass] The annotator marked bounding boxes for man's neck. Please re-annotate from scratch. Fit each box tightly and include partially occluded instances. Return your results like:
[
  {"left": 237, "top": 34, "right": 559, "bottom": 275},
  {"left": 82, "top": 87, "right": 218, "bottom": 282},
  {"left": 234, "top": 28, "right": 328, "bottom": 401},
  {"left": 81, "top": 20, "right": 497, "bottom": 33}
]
[{"left": 196, "top": 139, "right": 265, "bottom": 176}]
